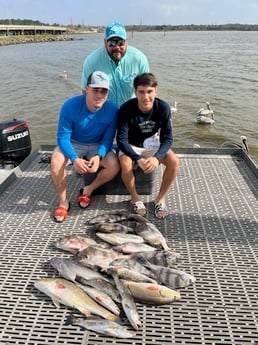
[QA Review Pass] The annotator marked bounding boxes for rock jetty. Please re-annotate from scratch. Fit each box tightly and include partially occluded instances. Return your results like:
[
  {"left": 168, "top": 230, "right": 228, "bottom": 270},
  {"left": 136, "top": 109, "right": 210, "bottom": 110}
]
[{"left": 0, "top": 34, "right": 74, "bottom": 46}]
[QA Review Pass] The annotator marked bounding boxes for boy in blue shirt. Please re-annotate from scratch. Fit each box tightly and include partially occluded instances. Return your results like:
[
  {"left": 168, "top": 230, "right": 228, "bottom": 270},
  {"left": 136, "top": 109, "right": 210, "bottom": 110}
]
[{"left": 51, "top": 71, "right": 119, "bottom": 222}]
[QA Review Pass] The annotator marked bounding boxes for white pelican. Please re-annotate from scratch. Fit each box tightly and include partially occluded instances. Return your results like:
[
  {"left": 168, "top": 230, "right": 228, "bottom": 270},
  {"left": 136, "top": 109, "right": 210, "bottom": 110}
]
[
  {"left": 220, "top": 136, "right": 249, "bottom": 154},
  {"left": 59, "top": 70, "right": 68, "bottom": 80},
  {"left": 195, "top": 102, "right": 215, "bottom": 125},
  {"left": 171, "top": 101, "right": 177, "bottom": 114}
]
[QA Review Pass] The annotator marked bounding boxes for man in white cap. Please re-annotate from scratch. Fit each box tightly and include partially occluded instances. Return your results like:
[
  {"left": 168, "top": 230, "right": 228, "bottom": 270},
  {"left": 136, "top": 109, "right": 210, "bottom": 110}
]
[
  {"left": 51, "top": 71, "right": 120, "bottom": 222},
  {"left": 81, "top": 22, "right": 149, "bottom": 107}
]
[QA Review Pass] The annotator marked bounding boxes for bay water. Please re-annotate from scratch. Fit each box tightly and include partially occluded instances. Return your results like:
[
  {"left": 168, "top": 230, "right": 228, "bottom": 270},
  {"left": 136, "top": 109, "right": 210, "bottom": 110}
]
[{"left": 1, "top": 31, "right": 258, "bottom": 163}]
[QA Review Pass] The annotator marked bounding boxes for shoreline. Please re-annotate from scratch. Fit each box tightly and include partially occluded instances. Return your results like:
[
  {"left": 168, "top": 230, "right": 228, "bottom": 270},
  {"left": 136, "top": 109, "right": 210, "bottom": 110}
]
[{"left": 0, "top": 34, "right": 75, "bottom": 46}]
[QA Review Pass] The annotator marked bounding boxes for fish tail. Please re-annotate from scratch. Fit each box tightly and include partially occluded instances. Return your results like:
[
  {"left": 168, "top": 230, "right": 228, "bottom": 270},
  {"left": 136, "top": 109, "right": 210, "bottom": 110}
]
[
  {"left": 107, "top": 313, "right": 120, "bottom": 322},
  {"left": 65, "top": 314, "right": 77, "bottom": 325}
]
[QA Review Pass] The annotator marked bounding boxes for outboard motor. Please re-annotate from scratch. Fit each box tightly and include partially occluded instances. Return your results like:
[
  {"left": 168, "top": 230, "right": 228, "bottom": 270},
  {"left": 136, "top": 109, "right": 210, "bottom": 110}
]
[{"left": 0, "top": 119, "right": 31, "bottom": 168}]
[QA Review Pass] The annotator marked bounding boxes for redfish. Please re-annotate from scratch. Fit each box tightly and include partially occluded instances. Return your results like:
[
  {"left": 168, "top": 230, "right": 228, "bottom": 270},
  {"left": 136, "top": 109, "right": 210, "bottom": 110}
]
[
  {"left": 34, "top": 278, "right": 118, "bottom": 321},
  {"left": 123, "top": 281, "right": 181, "bottom": 305}
]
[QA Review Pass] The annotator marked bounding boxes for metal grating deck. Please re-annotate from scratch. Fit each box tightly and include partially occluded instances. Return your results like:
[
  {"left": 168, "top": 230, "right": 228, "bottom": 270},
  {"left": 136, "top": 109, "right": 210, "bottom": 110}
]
[{"left": 0, "top": 149, "right": 258, "bottom": 345}]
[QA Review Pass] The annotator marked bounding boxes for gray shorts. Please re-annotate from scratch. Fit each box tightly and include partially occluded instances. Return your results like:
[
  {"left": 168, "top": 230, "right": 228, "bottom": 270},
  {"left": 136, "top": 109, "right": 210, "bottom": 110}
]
[{"left": 71, "top": 140, "right": 100, "bottom": 160}]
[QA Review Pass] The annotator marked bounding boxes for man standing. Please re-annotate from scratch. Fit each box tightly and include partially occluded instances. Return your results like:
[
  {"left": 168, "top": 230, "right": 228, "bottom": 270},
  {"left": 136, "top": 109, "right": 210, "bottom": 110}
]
[
  {"left": 51, "top": 71, "right": 120, "bottom": 222},
  {"left": 81, "top": 22, "right": 149, "bottom": 107},
  {"left": 116, "top": 73, "right": 179, "bottom": 219}
]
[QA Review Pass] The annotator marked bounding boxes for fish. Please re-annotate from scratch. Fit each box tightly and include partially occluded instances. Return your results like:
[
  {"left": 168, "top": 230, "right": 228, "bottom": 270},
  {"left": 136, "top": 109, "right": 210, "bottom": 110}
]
[
  {"left": 132, "top": 250, "right": 180, "bottom": 267},
  {"left": 107, "top": 265, "right": 156, "bottom": 284},
  {"left": 96, "top": 232, "right": 144, "bottom": 245},
  {"left": 138, "top": 257, "right": 196, "bottom": 289},
  {"left": 55, "top": 235, "right": 97, "bottom": 253},
  {"left": 68, "top": 315, "right": 135, "bottom": 338},
  {"left": 113, "top": 242, "right": 157, "bottom": 254},
  {"left": 93, "top": 222, "right": 134, "bottom": 233},
  {"left": 49, "top": 257, "right": 111, "bottom": 283},
  {"left": 123, "top": 281, "right": 181, "bottom": 305},
  {"left": 78, "top": 278, "right": 121, "bottom": 303},
  {"left": 86, "top": 210, "right": 128, "bottom": 225},
  {"left": 108, "top": 268, "right": 142, "bottom": 330},
  {"left": 34, "top": 278, "right": 118, "bottom": 321},
  {"left": 75, "top": 245, "right": 127, "bottom": 270},
  {"left": 77, "top": 284, "right": 120, "bottom": 315},
  {"left": 110, "top": 257, "right": 156, "bottom": 278},
  {"left": 128, "top": 214, "right": 170, "bottom": 251}
]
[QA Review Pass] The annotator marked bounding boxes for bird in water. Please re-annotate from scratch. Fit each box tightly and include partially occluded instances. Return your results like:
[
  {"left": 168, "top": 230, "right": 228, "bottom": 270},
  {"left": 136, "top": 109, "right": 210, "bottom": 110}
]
[
  {"left": 220, "top": 135, "right": 249, "bottom": 154},
  {"left": 195, "top": 102, "right": 215, "bottom": 125},
  {"left": 171, "top": 101, "right": 177, "bottom": 114},
  {"left": 59, "top": 70, "right": 68, "bottom": 80}
]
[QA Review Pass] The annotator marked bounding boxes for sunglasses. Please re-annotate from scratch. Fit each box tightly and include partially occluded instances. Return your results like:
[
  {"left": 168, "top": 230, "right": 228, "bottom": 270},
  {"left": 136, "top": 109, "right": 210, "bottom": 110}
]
[{"left": 107, "top": 39, "right": 126, "bottom": 48}]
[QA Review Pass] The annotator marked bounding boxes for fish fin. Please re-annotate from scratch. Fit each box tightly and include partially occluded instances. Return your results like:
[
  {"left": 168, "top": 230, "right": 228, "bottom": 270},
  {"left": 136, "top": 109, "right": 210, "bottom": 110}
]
[
  {"left": 60, "top": 266, "right": 77, "bottom": 282},
  {"left": 51, "top": 296, "right": 61, "bottom": 308}
]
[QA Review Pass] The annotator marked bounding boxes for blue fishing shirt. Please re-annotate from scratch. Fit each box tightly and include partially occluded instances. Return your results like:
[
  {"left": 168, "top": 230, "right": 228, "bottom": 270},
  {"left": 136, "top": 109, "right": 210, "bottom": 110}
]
[
  {"left": 81, "top": 45, "right": 149, "bottom": 107},
  {"left": 57, "top": 94, "right": 118, "bottom": 162}
]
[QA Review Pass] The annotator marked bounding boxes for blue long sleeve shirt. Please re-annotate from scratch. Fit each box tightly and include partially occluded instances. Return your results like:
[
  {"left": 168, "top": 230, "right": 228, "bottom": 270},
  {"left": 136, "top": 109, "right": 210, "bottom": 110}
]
[
  {"left": 81, "top": 45, "right": 149, "bottom": 107},
  {"left": 57, "top": 94, "right": 118, "bottom": 162},
  {"left": 116, "top": 97, "right": 173, "bottom": 162}
]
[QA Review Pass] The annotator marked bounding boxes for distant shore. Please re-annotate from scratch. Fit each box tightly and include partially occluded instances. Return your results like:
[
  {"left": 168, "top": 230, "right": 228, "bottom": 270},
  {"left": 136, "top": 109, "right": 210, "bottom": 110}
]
[{"left": 0, "top": 34, "right": 75, "bottom": 46}]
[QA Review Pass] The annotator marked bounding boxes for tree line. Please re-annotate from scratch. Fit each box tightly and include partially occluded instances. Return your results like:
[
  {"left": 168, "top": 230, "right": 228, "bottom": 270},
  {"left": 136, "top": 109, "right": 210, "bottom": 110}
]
[{"left": 1, "top": 19, "right": 258, "bottom": 31}]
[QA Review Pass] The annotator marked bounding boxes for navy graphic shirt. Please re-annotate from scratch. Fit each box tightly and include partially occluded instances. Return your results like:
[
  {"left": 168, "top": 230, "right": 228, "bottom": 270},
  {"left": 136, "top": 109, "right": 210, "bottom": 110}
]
[{"left": 117, "top": 97, "right": 173, "bottom": 162}]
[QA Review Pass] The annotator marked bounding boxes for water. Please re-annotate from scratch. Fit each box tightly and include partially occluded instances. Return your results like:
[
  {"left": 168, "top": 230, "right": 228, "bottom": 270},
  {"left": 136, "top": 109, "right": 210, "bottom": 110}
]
[{"left": 1, "top": 31, "right": 258, "bottom": 163}]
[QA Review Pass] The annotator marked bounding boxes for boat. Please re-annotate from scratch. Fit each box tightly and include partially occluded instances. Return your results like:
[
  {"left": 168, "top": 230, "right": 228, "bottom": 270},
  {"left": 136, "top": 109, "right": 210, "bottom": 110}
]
[
  {"left": 0, "top": 139, "right": 258, "bottom": 344},
  {"left": 0, "top": 118, "right": 32, "bottom": 187}
]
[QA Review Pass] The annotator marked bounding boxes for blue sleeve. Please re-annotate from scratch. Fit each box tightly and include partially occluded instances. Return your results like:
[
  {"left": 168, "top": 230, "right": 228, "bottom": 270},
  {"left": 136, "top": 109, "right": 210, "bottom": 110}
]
[
  {"left": 154, "top": 104, "right": 173, "bottom": 161},
  {"left": 57, "top": 101, "right": 78, "bottom": 162}
]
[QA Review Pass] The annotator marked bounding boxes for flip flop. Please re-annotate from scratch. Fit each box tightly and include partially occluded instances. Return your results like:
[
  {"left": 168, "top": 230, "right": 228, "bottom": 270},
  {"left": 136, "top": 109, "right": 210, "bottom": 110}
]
[
  {"left": 154, "top": 203, "right": 169, "bottom": 219},
  {"left": 131, "top": 201, "right": 146, "bottom": 216},
  {"left": 77, "top": 189, "right": 91, "bottom": 209},
  {"left": 53, "top": 202, "right": 71, "bottom": 223}
]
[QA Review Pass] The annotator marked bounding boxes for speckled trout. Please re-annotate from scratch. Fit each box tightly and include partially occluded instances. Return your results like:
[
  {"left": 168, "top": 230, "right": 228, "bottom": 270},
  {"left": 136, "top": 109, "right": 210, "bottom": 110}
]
[
  {"left": 109, "top": 268, "right": 142, "bottom": 330},
  {"left": 68, "top": 315, "right": 135, "bottom": 338},
  {"left": 34, "top": 278, "right": 118, "bottom": 321}
]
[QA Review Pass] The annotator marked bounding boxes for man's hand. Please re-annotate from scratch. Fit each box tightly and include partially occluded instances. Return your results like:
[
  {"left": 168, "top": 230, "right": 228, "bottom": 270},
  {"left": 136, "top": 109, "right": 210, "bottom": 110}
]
[
  {"left": 73, "top": 156, "right": 100, "bottom": 174},
  {"left": 137, "top": 157, "right": 159, "bottom": 173}
]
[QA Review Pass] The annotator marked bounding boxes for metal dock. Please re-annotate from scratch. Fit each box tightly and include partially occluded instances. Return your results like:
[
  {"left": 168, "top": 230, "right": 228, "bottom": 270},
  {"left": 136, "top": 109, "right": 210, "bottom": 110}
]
[{"left": 0, "top": 147, "right": 258, "bottom": 345}]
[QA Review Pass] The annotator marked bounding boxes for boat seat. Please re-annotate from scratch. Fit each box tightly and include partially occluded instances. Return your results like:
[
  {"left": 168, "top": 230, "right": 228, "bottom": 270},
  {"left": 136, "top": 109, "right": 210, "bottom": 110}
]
[{"left": 83, "top": 167, "right": 157, "bottom": 195}]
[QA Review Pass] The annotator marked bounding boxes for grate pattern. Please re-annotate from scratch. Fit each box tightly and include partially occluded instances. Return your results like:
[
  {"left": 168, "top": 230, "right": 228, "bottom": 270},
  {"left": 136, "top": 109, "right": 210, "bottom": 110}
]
[{"left": 0, "top": 151, "right": 258, "bottom": 345}]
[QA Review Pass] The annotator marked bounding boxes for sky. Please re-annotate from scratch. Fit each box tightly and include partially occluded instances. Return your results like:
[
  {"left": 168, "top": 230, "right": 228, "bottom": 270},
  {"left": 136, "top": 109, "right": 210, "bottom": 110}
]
[{"left": 1, "top": 0, "right": 258, "bottom": 26}]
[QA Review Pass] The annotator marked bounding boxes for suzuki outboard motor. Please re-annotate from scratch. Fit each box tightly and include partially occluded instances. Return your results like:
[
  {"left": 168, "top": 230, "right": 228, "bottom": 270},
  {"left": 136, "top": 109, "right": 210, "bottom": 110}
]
[{"left": 0, "top": 119, "right": 31, "bottom": 167}]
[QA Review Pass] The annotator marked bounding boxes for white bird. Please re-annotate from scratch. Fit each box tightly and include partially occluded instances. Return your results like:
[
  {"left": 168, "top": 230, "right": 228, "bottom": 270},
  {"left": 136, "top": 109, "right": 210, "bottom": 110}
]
[
  {"left": 220, "top": 136, "right": 249, "bottom": 154},
  {"left": 195, "top": 102, "right": 215, "bottom": 125},
  {"left": 59, "top": 70, "right": 68, "bottom": 80},
  {"left": 171, "top": 101, "right": 177, "bottom": 114}
]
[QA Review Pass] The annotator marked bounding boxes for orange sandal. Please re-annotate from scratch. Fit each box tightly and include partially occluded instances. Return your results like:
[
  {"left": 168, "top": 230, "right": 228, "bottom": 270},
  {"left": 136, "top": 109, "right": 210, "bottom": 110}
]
[
  {"left": 77, "top": 189, "right": 91, "bottom": 209},
  {"left": 53, "top": 203, "right": 70, "bottom": 223}
]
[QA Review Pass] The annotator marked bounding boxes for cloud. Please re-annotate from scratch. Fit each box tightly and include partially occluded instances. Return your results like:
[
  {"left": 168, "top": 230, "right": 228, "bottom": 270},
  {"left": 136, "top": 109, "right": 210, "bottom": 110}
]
[{"left": 248, "top": 2, "right": 258, "bottom": 8}]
